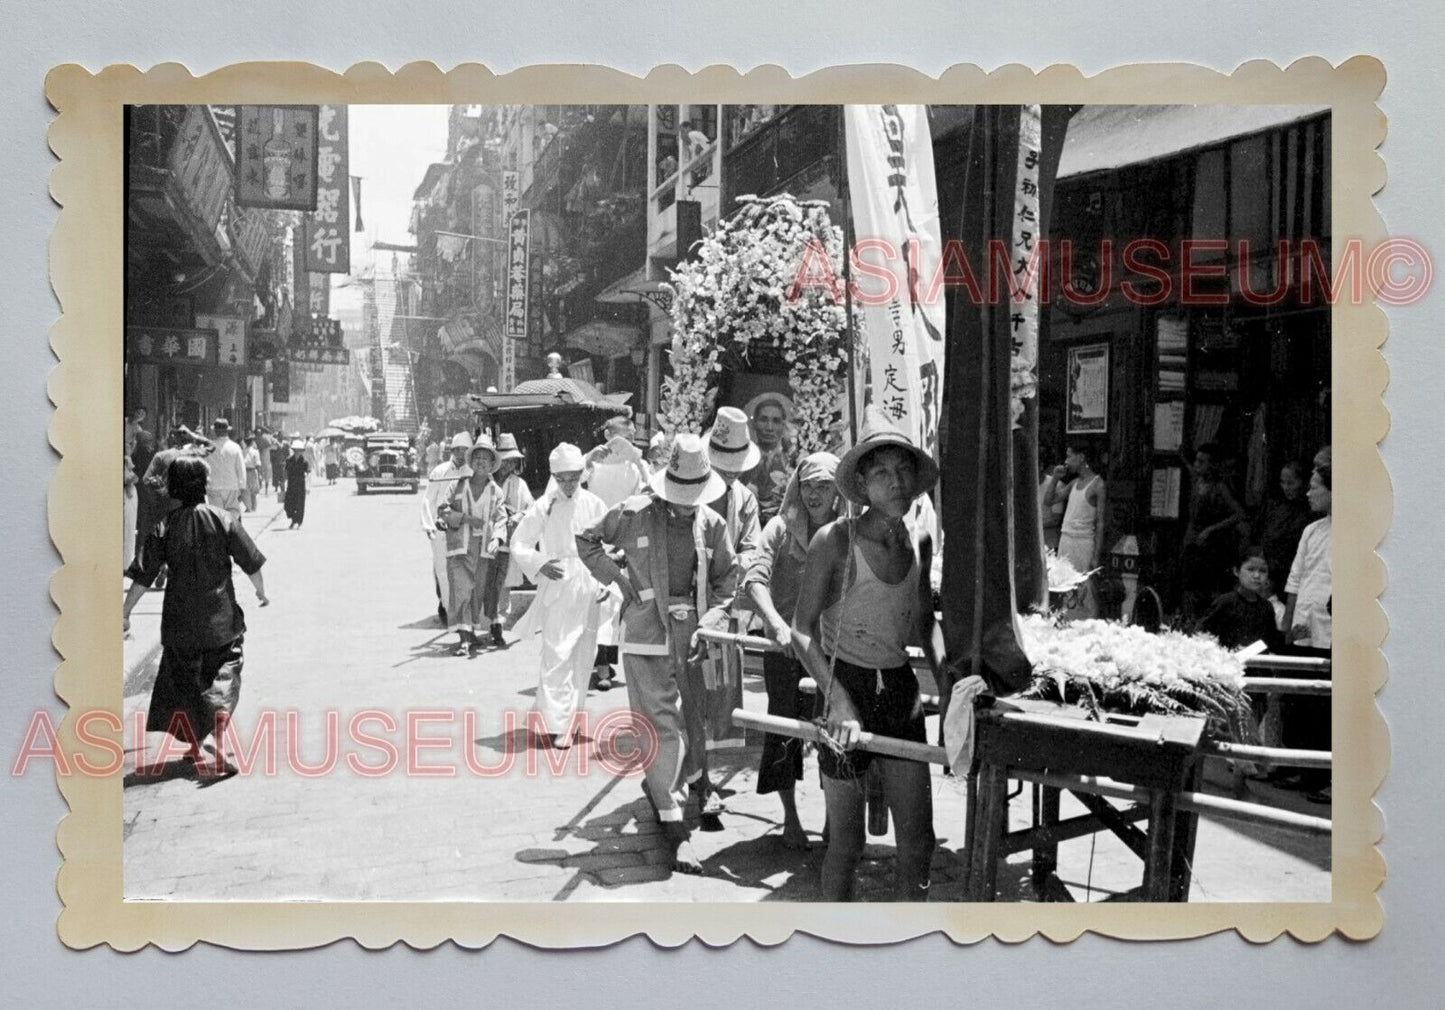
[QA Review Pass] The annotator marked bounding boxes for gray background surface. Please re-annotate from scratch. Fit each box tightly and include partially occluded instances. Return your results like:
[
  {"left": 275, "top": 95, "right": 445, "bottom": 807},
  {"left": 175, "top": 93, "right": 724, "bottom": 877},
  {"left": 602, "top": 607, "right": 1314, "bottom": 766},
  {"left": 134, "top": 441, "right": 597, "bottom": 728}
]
[{"left": 2, "top": 3, "right": 1440, "bottom": 1004}]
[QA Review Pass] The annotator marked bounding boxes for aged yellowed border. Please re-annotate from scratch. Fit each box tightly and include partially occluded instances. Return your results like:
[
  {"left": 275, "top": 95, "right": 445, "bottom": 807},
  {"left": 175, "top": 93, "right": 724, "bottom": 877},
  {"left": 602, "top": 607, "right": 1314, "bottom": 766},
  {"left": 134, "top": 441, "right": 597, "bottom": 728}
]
[{"left": 47, "top": 58, "right": 1388, "bottom": 949}]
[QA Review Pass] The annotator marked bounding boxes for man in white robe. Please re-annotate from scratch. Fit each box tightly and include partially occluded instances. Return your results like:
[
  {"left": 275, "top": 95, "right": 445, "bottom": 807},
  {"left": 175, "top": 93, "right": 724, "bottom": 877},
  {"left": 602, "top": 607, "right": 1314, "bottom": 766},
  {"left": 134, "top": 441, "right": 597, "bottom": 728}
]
[
  {"left": 510, "top": 443, "right": 613, "bottom": 749},
  {"left": 422, "top": 431, "right": 472, "bottom": 625}
]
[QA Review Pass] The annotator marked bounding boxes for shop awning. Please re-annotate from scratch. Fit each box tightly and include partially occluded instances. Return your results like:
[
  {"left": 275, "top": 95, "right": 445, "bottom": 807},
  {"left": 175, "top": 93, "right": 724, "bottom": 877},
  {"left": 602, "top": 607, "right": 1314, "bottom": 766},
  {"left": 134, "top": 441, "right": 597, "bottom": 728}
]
[
  {"left": 1058, "top": 104, "right": 1329, "bottom": 179},
  {"left": 566, "top": 318, "right": 641, "bottom": 359}
]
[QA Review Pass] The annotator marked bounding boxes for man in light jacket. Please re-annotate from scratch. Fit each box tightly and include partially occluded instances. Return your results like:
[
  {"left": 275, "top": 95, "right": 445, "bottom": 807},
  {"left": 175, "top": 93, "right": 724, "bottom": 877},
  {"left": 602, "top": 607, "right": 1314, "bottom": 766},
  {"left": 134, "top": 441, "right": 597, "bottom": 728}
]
[{"left": 576, "top": 434, "right": 736, "bottom": 874}]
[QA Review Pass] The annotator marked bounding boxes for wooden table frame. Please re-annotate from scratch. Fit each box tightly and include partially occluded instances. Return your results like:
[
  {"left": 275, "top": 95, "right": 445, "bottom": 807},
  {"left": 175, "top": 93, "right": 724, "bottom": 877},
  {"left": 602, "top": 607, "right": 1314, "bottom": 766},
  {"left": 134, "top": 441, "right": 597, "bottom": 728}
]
[{"left": 960, "top": 702, "right": 1208, "bottom": 903}]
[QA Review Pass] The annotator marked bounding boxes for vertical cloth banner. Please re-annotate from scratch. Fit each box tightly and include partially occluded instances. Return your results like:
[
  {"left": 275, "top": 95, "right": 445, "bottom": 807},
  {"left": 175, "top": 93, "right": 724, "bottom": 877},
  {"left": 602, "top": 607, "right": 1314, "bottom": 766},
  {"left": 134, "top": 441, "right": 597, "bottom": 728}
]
[
  {"left": 305, "top": 105, "right": 350, "bottom": 273},
  {"left": 843, "top": 105, "right": 946, "bottom": 463},
  {"left": 940, "top": 105, "right": 1070, "bottom": 695},
  {"left": 503, "top": 209, "right": 530, "bottom": 391}
]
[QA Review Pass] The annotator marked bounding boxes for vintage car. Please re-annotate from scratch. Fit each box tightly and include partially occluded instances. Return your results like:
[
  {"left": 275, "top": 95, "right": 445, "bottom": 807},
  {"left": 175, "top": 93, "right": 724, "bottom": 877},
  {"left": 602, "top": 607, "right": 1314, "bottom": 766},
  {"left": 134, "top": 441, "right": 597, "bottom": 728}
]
[{"left": 354, "top": 432, "right": 419, "bottom": 494}]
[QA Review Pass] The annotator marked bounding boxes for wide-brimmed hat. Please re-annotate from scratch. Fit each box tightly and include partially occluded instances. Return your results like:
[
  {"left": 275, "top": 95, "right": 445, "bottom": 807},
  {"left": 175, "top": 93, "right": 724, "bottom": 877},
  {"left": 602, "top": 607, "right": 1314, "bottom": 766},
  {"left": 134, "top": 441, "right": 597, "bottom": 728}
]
[
  {"left": 448, "top": 431, "right": 473, "bottom": 450},
  {"left": 834, "top": 406, "right": 939, "bottom": 507},
  {"left": 495, "top": 432, "right": 524, "bottom": 462},
  {"left": 650, "top": 433, "right": 726, "bottom": 506},
  {"left": 290, "top": 439, "right": 306, "bottom": 451},
  {"left": 549, "top": 442, "right": 584, "bottom": 473},
  {"left": 706, "top": 406, "right": 761, "bottom": 473},
  {"left": 468, "top": 434, "right": 498, "bottom": 463}
]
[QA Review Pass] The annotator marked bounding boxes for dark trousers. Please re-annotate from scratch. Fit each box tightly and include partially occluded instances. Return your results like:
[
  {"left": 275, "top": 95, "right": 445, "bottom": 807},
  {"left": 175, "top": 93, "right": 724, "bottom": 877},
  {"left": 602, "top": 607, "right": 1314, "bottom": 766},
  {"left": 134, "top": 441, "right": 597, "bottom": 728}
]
[{"left": 758, "top": 650, "right": 808, "bottom": 794}]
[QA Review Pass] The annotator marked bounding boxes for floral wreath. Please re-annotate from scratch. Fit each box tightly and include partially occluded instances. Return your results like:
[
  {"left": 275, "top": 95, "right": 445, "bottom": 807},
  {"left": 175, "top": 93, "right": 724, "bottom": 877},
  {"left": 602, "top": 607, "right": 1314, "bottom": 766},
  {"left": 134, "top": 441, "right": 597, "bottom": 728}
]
[{"left": 660, "top": 194, "right": 847, "bottom": 454}]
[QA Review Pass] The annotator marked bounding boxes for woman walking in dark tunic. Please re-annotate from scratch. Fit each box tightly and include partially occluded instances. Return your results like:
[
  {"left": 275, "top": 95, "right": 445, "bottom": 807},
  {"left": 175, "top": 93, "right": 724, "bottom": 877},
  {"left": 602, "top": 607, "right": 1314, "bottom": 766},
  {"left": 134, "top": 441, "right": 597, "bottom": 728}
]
[
  {"left": 284, "top": 439, "right": 310, "bottom": 529},
  {"left": 122, "top": 456, "right": 268, "bottom": 777}
]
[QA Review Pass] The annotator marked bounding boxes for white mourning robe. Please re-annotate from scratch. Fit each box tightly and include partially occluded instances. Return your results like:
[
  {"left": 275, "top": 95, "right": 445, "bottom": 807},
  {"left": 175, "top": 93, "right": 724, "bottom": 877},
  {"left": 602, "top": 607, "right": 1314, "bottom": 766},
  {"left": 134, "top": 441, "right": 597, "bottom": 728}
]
[{"left": 510, "top": 487, "right": 612, "bottom": 733}]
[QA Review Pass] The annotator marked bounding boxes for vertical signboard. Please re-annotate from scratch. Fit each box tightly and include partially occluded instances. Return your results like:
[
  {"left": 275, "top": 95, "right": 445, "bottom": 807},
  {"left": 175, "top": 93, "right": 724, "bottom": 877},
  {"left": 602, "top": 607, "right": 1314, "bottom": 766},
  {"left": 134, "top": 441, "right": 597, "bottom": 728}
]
[
  {"left": 503, "top": 209, "right": 530, "bottom": 391},
  {"left": 169, "top": 105, "right": 231, "bottom": 234},
  {"left": 236, "top": 106, "right": 319, "bottom": 212},
  {"left": 501, "top": 170, "right": 520, "bottom": 223},
  {"left": 305, "top": 104, "right": 350, "bottom": 273},
  {"left": 196, "top": 314, "right": 247, "bottom": 368}
]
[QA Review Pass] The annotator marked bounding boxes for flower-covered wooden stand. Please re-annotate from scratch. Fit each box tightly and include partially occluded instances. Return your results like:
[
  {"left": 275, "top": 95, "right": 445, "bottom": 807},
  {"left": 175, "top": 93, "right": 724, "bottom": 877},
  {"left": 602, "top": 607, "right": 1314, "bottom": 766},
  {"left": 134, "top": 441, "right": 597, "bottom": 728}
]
[{"left": 961, "top": 699, "right": 1208, "bottom": 902}]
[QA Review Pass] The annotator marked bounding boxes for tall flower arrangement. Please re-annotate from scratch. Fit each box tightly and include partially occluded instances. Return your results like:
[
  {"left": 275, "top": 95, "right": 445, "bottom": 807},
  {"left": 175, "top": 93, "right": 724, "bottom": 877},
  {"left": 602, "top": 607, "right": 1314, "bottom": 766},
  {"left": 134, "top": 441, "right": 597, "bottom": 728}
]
[{"left": 662, "top": 195, "right": 847, "bottom": 451}]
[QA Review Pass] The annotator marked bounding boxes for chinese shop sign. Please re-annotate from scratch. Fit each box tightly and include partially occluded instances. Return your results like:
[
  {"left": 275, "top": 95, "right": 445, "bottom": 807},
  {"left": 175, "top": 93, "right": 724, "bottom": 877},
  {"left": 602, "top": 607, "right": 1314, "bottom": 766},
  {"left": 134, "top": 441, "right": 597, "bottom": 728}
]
[
  {"left": 304, "top": 104, "right": 350, "bottom": 273},
  {"left": 126, "top": 326, "right": 219, "bottom": 367},
  {"left": 236, "top": 106, "right": 319, "bottom": 212}
]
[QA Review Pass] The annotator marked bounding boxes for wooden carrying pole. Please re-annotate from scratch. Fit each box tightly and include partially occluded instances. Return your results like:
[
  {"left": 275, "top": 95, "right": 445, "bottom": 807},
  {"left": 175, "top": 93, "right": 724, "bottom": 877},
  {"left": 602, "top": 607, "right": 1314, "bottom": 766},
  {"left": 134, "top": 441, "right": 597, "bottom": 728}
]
[{"left": 730, "top": 710, "right": 1333, "bottom": 837}]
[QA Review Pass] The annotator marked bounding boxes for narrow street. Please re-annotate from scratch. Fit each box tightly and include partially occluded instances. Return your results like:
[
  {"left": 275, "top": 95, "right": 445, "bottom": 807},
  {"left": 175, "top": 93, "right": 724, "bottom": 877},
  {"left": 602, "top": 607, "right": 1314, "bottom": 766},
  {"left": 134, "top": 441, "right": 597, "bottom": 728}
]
[{"left": 120, "top": 477, "right": 1329, "bottom": 903}]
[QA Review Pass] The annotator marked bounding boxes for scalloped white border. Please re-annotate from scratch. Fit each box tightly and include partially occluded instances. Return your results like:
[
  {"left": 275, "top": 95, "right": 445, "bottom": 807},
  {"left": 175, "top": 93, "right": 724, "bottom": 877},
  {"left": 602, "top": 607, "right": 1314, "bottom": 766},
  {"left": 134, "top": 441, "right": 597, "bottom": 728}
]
[{"left": 46, "top": 58, "right": 1388, "bottom": 950}]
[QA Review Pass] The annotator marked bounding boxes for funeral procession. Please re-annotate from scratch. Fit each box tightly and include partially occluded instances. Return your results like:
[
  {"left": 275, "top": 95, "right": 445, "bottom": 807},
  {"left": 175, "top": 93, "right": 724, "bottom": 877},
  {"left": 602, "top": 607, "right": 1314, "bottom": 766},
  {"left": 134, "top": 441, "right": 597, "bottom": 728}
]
[{"left": 117, "top": 102, "right": 1335, "bottom": 903}]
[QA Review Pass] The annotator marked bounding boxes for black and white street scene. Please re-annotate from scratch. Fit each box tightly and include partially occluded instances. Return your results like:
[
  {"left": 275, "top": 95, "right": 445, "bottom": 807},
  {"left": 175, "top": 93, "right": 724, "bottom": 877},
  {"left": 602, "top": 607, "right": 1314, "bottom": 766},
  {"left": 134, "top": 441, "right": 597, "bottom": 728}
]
[{"left": 120, "top": 102, "right": 1334, "bottom": 903}]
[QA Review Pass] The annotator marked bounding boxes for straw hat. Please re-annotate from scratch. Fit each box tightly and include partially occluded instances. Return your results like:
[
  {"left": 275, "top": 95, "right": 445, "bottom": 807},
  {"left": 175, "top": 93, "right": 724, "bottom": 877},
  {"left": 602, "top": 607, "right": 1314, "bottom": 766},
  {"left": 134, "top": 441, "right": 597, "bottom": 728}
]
[
  {"left": 705, "top": 406, "right": 761, "bottom": 473},
  {"left": 834, "top": 405, "right": 938, "bottom": 507},
  {"left": 649, "top": 433, "right": 726, "bottom": 506},
  {"left": 495, "top": 432, "right": 524, "bottom": 462},
  {"left": 468, "top": 433, "right": 498, "bottom": 463},
  {"left": 290, "top": 439, "right": 306, "bottom": 451},
  {"left": 449, "top": 431, "right": 473, "bottom": 450},
  {"left": 549, "top": 442, "right": 584, "bottom": 473}
]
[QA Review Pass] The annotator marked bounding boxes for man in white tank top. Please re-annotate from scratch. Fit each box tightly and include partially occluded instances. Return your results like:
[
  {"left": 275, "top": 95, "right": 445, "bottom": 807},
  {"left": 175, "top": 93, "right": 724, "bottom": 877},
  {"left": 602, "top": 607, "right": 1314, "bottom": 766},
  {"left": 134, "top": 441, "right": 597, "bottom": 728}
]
[
  {"left": 790, "top": 407, "right": 945, "bottom": 901},
  {"left": 1055, "top": 443, "right": 1106, "bottom": 618}
]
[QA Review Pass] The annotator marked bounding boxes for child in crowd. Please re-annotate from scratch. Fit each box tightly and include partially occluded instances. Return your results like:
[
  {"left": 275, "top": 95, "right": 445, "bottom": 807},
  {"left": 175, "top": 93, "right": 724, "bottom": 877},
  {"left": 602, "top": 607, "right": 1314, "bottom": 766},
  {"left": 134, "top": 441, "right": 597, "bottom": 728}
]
[{"left": 1197, "top": 545, "right": 1284, "bottom": 652}]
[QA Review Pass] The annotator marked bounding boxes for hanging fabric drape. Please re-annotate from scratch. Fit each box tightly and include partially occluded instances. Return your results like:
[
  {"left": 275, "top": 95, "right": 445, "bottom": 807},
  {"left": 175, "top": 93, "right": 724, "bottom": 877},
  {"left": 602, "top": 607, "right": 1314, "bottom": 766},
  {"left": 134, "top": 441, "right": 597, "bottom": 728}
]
[{"left": 940, "top": 105, "right": 1071, "bottom": 695}]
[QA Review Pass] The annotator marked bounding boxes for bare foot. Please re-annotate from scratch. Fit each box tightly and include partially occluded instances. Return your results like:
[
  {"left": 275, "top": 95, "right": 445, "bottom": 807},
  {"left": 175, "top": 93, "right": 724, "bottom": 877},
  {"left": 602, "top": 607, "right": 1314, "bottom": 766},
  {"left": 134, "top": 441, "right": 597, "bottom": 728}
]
[
  {"left": 672, "top": 838, "right": 704, "bottom": 875},
  {"left": 780, "top": 824, "right": 810, "bottom": 851}
]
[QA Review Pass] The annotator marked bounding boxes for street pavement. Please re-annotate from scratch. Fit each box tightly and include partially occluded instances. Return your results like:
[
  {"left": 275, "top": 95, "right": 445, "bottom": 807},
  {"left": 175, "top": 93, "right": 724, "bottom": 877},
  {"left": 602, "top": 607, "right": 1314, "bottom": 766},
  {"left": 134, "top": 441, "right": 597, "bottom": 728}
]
[{"left": 120, "top": 475, "right": 1330, "bottom": 903}]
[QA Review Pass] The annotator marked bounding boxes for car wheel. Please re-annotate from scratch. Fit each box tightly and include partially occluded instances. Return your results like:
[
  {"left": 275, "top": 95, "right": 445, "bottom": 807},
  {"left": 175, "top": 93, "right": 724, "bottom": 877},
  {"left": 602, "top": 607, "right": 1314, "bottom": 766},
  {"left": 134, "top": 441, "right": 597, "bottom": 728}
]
[{"left": 357, "top": 485, "right": 367, "bottom": 496}]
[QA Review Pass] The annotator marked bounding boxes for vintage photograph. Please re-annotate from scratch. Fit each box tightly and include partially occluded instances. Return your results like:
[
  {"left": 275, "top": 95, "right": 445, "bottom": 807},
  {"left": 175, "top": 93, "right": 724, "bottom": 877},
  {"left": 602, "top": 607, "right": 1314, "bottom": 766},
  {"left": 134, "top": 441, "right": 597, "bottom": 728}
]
[{"left": 111, "top": 96, "right": 1344, "bottom": 909}]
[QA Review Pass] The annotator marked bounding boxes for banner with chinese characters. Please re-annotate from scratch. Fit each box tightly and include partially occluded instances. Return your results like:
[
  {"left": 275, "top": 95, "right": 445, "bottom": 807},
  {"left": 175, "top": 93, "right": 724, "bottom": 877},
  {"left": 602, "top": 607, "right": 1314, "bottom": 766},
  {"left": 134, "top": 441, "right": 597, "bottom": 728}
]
[
  {"left": 229, "top": 204, "right": 271, "bottom": 279},
  {"left": 503, "top": 209, "right": 530, "bottom": 391},
  {"left": 196, "top": 314, "right": 247, "bottom": 368},
  {"left": 126, "top": 326, "right": 218, "bottom": 368},
  {"left": 843, "top": 104, "right": 945, "bottom": 462},
  {"left": 1009, "top": 105, "right": 1044, "bottom": 381},
  {"left": 304, "top": 104, "right": 350, "bottom": 273},
  {"left": 287, "top": 345, "right": 350, "bottom": 366},
  {"left": 236, "top": 106, "right": 319, "bottom": 212},
  {"left": 168, "top": 106, "right": 231, "bottom": 235},
  {"left": 307, "top": 273, "right": 331, "bottom": 318},
  {"left": 501, "top": 170, "right": 520, "bottom": 223}
]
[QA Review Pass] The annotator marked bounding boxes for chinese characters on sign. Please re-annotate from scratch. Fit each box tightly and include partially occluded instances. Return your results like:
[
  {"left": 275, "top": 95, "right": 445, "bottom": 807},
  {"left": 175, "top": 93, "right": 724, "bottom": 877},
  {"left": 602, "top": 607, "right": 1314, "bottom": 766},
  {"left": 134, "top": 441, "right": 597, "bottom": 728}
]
[
  {"left": 844, "top": 104, "right": 945, "bottom": 460},
  {"left": 126, "top": 327, "right": 219, "bottom": 367},
  {"left": 307, "top": 276, "right": 331, "bottom": 320},
  {"left": 1009, "top": 105, "right": 1044, "bottom": 385},
  {"left": 286, "top": 346, "right": 351, "bottom": 365},
  {"left": 235, "top": 106, "right": 319, "bottom": 212},
  {"left": 196, "top": 314, "right": 246, "bottom": 367},
  {"left": 305, "top": 105, "right": 350, "bottom": 273},
  {"left": 503, "top": 210, "right": 530, "bottom": 392},
  {"left": 501, "top": 170, "right": 520, "bottom": 223},
  {"left": 1066, "top": 342, "right": 1109, "bottom": 434},
  {"left": 229, "top": 204, "right": 271, "bottom": 278},
  {"left": 168, "top": 105, "right": 231, "bottom": 234}
]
